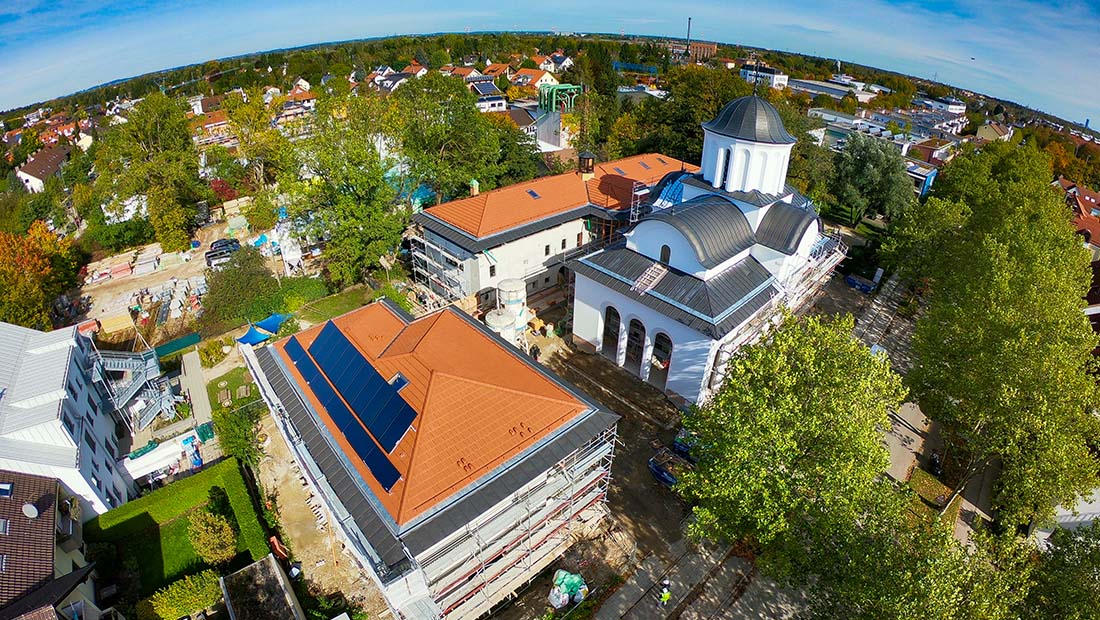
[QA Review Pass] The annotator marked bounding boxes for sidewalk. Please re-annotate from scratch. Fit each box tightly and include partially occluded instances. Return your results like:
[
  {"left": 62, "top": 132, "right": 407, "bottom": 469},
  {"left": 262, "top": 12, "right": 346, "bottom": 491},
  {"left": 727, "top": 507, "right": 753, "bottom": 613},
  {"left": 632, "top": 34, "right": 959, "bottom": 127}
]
[
  {"left": 181, "top": 350, "right": 213, "bottom": 425},
  {"left": 595, "top": 540, "right": 730, "bottom": 620}
]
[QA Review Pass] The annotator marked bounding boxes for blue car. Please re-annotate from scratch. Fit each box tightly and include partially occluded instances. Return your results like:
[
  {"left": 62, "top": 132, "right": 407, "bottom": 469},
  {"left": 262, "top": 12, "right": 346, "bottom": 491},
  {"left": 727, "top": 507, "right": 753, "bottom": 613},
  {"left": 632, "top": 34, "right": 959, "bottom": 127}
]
[{"left": 648, "top": 447, "right": 693, "bottom": 488}]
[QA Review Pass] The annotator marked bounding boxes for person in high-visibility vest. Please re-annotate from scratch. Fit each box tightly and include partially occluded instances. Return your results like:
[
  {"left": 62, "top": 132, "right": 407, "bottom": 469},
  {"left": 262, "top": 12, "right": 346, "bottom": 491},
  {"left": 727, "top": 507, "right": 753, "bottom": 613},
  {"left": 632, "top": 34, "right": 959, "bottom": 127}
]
[{"left": 658, "top": 580, "right": 672, "bottom": 607}]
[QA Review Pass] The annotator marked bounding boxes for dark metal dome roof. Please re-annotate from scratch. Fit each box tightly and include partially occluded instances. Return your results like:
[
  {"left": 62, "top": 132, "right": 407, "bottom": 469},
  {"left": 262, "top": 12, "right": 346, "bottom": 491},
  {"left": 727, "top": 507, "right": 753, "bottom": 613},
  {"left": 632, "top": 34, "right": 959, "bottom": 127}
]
[{"left": 702, "top": 96, "right": 797, "bottom": 145}]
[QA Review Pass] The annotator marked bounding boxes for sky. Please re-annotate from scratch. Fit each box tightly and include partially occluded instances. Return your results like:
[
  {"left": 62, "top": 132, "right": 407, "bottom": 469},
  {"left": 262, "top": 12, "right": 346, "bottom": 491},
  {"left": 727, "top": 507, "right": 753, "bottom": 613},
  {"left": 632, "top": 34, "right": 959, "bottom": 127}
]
[{"left": 1, "top": 0, "right": 1098, "bottom": 123}]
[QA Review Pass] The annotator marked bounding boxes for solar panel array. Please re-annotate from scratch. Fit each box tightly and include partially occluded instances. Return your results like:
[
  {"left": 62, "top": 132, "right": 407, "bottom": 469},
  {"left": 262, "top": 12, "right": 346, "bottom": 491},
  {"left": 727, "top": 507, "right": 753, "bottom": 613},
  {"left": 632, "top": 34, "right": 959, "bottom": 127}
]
[
  {"left": 309, "top": 322, "right": 418, "bottom": 453},
  {"left": 284, "top": 336, "right": 402, "bottom": 492}
]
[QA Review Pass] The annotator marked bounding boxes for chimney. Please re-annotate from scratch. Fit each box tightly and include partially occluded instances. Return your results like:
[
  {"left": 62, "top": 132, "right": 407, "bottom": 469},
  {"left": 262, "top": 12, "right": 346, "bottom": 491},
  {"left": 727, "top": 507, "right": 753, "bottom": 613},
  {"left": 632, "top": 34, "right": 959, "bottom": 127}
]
[
  {"left": 469, "top": 179, "right": 480, "bottom": 197},
  {"left": 578, "top": 151, "right": 596, "bottom": 182}
]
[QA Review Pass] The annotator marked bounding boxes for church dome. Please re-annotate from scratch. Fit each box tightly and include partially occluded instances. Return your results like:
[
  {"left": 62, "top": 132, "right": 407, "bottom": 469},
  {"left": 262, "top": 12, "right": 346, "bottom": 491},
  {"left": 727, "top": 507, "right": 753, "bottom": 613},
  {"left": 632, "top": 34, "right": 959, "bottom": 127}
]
[{"left": 702, "top": 96, "right": 797, "bottom": 145}]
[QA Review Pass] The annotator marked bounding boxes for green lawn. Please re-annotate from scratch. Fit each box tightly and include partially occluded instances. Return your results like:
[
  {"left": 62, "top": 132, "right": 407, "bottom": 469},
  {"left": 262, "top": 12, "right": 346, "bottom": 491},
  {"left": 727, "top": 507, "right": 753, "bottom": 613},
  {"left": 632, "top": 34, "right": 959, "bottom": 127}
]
[
  {"left": 85, "top": 458, "right": 268, "bottom": 596},
  {"left": 296, "top": 286, "right": 374, "bottom": 323},
  {"left": 207, "top": 366, "right": 256, "bottom": 410}
]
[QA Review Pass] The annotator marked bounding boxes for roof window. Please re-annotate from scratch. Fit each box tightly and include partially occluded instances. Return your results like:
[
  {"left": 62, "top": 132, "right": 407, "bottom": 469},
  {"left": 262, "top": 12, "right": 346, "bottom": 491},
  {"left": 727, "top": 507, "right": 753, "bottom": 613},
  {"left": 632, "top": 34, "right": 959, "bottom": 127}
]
[
  {"left": 639, "top": 161, "right": 651, "bottom": 170},
  {"left": 656, "top": 157, "right": 669, "bottom": 165},
  {"left": 526, "top": 189, "right": 541, "bottom": 199},
  {"left": 389, "top": 373, "right": 409, "bottom": 392},
  {"left": 613, "top": 167, "right": 626, "bottom": 175}
]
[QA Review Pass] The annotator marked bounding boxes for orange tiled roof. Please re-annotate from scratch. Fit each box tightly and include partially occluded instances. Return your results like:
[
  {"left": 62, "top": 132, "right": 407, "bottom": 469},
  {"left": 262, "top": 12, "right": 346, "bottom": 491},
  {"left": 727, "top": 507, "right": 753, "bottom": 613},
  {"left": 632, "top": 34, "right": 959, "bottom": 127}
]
[
  {"left": 450, "top": 66, "right": 478, "bottom": 78},
  {"left": 275, "top": 303, "right": 589, "bottom": 524},
  {"left": 422, "top": 153, "right": 696, "bottom": 239},
  {"left": 483, "top": 63, "right": 511, "bottom": 77},
  {"left": 190, "top": 109, "right": 228, "bottom": 130}
]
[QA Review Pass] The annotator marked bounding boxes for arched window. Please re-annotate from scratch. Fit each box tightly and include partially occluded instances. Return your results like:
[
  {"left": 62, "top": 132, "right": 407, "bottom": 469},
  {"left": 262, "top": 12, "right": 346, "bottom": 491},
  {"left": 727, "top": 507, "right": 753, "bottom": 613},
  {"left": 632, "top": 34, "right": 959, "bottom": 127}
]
[
  {"left": 659, "top": 245, "right": 671, "bottom": 264},
  {"left": 601, "top": 306, "right": 621, "bottom": 360}
]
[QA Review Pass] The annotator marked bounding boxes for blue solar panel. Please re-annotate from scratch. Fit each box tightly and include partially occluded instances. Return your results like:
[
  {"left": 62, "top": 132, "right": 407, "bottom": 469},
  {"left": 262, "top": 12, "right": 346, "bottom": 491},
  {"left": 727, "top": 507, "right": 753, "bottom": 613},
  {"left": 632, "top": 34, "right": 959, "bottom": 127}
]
[
  {"left": 308, "top": 322, "right": 419, "bottom": 453},
  {"left": 285, "top": 336, "right": 401, "bottom": 492}
]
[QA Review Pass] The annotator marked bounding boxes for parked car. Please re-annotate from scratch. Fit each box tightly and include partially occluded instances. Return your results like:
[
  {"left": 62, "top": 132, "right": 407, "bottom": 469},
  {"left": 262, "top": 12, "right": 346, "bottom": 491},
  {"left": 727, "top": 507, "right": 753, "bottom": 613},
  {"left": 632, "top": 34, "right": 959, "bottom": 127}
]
[
  {"left": 648, "top": 447, "right": 694, "bottom": 488},
  {"left": 209, "top": 238, "right": 240, "bottom": 252}
]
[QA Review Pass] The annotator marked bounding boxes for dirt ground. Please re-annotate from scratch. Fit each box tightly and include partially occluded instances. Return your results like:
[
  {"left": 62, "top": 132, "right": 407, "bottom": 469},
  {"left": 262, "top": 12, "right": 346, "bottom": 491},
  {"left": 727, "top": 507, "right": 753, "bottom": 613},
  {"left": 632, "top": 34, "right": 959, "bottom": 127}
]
[
  {"left": 255, "top": 414, "right": 390, "bottom": 617},
  {"left": 491, "top": 332, "right": 692, "bottom": 620}
]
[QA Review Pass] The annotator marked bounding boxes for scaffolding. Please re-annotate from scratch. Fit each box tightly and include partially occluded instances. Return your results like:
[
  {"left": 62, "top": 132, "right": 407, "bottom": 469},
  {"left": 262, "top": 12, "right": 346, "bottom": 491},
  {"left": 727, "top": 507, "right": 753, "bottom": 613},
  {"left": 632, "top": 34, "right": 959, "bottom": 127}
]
[{"left": 420, "top": 423, "right": 618, "bottom": 620}]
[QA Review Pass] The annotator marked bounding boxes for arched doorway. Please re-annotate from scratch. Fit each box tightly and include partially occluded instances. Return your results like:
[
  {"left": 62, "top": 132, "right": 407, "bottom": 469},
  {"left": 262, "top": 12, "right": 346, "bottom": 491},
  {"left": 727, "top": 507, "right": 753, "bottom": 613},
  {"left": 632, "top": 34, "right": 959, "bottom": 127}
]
[
  {"left": 624, "top": 319, "right": 646, "bottom": 377},
  {"left": 649, "top": 333, "right": 673, "bottom": 391},
  {"left": 601, "top": 306, "right": 620, "bottom": 360}
]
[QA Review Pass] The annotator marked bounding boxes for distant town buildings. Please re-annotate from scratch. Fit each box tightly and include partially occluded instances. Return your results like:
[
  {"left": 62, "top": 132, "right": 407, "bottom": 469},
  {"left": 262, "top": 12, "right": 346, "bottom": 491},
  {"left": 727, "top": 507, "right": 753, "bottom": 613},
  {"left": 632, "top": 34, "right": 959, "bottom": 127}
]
[
  {"left": 739, "top": 65, "right": 789, "bottom": 89},
  {"left": 788, "top": 78, "right": 877, "bottom": 103}
]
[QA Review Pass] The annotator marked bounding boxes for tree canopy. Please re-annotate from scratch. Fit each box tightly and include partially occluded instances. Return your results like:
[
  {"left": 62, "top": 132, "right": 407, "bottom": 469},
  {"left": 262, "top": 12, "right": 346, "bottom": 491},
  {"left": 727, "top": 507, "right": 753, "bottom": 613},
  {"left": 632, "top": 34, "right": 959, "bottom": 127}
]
[
  {"left": 0, "top": 222, "right": 82, "bottom": 329},
  {"left": 887, "top": 142, "right": 1100, "bottom": 526},
  {"left": 94, "top": 91, "right": 206, "bottom": 251},
  {"left": 830, "top": 131, "right": 914, "bottom": 225},
  {"left": 1024, "top": 521, "right": 1100, "bottom": 619}
]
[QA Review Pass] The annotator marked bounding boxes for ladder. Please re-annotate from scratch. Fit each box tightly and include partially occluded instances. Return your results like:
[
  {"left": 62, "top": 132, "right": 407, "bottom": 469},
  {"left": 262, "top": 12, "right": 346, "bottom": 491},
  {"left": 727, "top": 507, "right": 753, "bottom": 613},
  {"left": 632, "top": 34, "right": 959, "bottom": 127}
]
[
  {"left": 631, "top": 262, "right": 668, "bottom": 294},
  {"left": 628, "top": 181, "right": 649, "bottom": 223}
]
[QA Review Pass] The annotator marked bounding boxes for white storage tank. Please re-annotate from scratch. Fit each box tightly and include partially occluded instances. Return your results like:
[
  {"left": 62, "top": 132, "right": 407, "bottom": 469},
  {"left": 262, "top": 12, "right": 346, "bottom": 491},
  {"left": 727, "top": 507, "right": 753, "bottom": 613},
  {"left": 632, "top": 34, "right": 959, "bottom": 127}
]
[
  {"left": 497, "top": 278, "right": 528, "bottom": 333},
  {"left": 485, "top": 308, "right": 517, "bottom": 345}
]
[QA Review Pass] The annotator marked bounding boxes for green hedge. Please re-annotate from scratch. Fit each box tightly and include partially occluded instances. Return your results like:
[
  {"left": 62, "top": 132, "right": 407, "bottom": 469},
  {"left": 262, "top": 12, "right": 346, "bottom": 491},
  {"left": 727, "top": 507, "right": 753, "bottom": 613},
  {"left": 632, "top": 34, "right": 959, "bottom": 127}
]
[
  {"left": 138, "top": 570, "right": 222, "bottom": 620},
  {"left": 86, "top": 458, "right": 267, "bottom": 561}
]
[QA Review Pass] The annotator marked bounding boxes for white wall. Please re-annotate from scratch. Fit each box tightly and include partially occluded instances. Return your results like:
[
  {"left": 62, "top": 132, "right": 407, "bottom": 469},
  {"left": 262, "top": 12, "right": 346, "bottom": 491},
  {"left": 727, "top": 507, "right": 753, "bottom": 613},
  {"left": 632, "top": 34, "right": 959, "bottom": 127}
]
[
  {"left": 625, "top": 221, "right": 704, "bottom": 276},
  {"left": 573, "top": 273, "right": 717, "bottom": 402},
  {"left": 15, "top": 169, "right": 45, "bottom": 193},
  {"left": 700, "top": 129, "right": 793, "bottom": 195},
  {"left": 474, "top": 218, "right": 589, "bottom": 295}
]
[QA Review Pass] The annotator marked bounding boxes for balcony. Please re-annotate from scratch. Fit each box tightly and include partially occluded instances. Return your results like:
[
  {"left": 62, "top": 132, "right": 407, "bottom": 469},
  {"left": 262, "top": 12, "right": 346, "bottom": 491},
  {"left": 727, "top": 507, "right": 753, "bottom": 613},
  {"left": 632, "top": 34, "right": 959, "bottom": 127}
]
[{"left": 56, "top": 496, "right": 84, "bottom": 553}]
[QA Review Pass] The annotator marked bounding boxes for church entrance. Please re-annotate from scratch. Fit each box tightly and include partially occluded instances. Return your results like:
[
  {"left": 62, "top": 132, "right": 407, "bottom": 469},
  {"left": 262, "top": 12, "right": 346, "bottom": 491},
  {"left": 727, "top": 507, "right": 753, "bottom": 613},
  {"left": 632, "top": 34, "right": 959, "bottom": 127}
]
[
  {"left": 601, "top": 306, "right": 621, "bottom": 361},
  {"left": 648, "top": 333, "right": 673, "bottom": 391},
  {"left": 624, "top": 319, "right": 646, "bottom": 377}
]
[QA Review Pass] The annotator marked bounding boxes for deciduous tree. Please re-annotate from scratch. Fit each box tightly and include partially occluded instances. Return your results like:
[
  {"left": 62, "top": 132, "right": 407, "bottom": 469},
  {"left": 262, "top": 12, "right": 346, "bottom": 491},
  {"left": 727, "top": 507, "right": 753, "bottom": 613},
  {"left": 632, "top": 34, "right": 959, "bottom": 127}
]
[
  {"left": 187, "top": 511, "right": 237, "bottom": 565},
  {"left": 890, "top": 142, "right": 1100, "bottom": 526},
  {"left": 1023, "top": 521, "right": 1100, "bottom": 619},
  {"left": 830, "top": 131, "right": 914, "bottom": 225}
]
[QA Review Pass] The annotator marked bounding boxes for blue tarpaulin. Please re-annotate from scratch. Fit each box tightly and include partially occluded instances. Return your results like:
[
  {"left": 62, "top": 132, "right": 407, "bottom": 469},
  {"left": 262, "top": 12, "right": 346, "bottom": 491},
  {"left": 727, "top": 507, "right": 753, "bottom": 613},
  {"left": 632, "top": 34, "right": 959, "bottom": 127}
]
[
  {"left": 255, "top": 313, "right": 290, "bottom": 334},
  {"left": 237, "top": 326, "right": 270, "bottom": 345}
]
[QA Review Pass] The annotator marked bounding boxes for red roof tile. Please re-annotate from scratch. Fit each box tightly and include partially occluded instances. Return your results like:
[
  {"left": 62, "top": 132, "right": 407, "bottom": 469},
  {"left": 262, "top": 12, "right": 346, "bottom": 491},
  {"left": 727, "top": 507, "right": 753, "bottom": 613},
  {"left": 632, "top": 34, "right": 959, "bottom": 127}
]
[
  {"left": 275, "top": 303, "right": 590, "bottom": 524},
  {"left": 421, "top": 154, "right": 696, "bottom": 239}
]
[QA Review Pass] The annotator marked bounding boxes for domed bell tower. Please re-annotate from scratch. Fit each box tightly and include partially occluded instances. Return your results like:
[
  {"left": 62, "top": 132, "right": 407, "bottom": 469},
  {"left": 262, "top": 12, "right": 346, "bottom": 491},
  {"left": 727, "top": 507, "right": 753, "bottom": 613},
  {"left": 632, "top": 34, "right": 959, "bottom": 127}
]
[{"left": 700, "top": 96, "right": 797, "bottom": 196}]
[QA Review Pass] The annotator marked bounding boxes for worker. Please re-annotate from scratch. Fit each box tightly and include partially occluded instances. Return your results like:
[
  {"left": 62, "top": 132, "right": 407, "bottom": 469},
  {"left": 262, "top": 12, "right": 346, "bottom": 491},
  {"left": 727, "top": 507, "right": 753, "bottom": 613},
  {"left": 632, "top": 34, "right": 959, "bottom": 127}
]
[{"left": 658, "top": 580, "right": 671, "bottom": 607}]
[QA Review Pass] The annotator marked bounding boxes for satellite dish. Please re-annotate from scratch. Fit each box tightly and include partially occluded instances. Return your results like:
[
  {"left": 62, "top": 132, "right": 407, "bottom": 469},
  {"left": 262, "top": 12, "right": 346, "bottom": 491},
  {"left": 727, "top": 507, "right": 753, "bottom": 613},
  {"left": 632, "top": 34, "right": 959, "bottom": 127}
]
[{"left": 22, "top": 503, "right": 39, "bottom": 519}]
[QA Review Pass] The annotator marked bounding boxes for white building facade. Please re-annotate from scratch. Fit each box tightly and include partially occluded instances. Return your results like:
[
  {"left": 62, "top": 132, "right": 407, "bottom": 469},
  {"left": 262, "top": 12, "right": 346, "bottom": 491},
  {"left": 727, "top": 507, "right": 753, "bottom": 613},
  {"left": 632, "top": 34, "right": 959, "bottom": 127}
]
[
  {"left": 570, "top": 96, "right": 846, "bottom": 407},
  {"left": 739, "top": 66, "right": 789, "bottom": 89}
]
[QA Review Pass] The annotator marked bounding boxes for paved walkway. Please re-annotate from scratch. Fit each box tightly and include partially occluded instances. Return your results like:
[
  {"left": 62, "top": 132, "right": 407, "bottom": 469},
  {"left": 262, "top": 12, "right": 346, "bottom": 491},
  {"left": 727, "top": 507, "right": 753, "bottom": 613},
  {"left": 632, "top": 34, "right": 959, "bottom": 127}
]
[
  {"left": 595, "top": 540, "right": 730, "bottom": 620},
  {"left": 852, "top": 274, "right": 914, "bottom": 374},
  {"left": 181, "top": 350, "right": 213, "bottom": 425}
]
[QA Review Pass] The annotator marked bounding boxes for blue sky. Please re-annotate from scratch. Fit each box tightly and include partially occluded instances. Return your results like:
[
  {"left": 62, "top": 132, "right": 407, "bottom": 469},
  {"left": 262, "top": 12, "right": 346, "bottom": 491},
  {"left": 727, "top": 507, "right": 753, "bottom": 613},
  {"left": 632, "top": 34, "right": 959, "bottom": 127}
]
[{"left": 1, "top": 0, "right": 1097, "bottom": 123}]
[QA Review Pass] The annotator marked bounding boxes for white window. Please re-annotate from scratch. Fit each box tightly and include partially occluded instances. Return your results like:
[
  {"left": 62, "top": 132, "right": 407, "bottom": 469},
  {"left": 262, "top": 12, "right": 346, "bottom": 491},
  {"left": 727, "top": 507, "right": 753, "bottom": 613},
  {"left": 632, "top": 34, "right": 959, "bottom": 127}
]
[{"left": 0, "top": 483, "right": 11, "bottom": 498}]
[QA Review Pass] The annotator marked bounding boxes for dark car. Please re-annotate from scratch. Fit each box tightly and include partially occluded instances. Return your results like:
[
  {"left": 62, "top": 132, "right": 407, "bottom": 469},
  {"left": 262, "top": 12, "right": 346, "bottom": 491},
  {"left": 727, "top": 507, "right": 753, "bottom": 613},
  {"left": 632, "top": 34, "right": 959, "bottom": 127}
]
[{"left": 209, "top": 238, "right": 240, "bottom": 252}]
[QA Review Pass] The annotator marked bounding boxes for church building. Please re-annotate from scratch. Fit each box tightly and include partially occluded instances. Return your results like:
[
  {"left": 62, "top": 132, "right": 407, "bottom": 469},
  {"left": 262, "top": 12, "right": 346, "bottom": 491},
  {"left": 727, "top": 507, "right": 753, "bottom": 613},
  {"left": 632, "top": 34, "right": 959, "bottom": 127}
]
[{"left": 570, "top": 96, "right": 846, "bottom": 407}]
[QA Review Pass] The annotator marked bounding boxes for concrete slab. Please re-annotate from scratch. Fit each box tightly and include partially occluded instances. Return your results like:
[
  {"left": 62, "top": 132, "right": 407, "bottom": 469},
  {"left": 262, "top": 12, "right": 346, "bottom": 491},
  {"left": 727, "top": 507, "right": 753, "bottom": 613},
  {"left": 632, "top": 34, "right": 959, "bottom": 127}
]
[
  {"left": 885, "top": 402, "right": 930, "bottom": 483},
  {"left": 596, "top": 541, "right": 729, "bottom": 620},
  {"left": 719, "top": 575, "right": 806, "bottom": 620},
  {"left": 678, "top": 555, "right": 752, "bottom": 620}
]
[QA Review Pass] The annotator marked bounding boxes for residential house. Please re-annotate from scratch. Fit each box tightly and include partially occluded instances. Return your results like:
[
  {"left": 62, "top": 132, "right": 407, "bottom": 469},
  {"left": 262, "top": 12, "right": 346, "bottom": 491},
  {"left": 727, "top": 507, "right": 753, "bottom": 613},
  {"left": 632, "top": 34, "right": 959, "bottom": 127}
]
[
  {"left": 243, "top": 301, "right": 617, "bottom": 620},
  {"left": 976, "top": 121, "right": 1014, "bottom": 142},
  {"left": 470, "top": 81, "right": 506, "bottom": 113},
  {"left": 904, "top": 158, "right": 938, "bottom": 197},
  {"left": 14, "top": 145, "right": 71, "bottom": 193},
  {"left": 482, "top": 63, "right": 513, "bottom": 79},
  {"left": 292, "top": 77, "right": 311, "bottom": 92},
  {"left": 908, "top": 137, "right": 954, "bottom": 165},
  {"left": 0, "top": 321, "right": 178, "bottom": 515},
  {"left": 739, "top": 65, "right": 789, "bottom": 89},
  {"left": 489, "top": 108, "right": 537, "bottom": 138},
  {"left": 410, "top": 154, "right": 692, "bottom": 309},
  {"left": 0, "top": 470, "right": 124, "bottom": 620},
  {"left": 570, "top": 96, "right": 846, "bottom": 406},
  {"left": 441, "top": 66, "right": 481, "bottom": 80},
  {"left": 510, "top": 69, "right": 558, "bottom": 89},
  {"left": 376, "top": 73, "right": 413, "bottom": 95},
  {"left": 1058, "top": 177, "right": 1100, "bottom": 259},
  {"left": 920, "top": 96, "right": 966, "bottom": 114},
  {"left": 190, "top": 109, "right": 234, "bottom": 149},
  {"left": 535, "top": 51, "right": 573, "bottom": 73},
  {"left": 402, "top": 63, "right": 429, "bottom": 78}
]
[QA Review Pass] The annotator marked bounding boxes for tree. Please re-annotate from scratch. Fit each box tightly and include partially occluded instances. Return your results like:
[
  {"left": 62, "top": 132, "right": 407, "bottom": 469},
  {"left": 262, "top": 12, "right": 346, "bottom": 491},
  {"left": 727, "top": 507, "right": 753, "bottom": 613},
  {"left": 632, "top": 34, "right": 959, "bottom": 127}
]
[
  {"left": 224, "top": 88, "right": 293, "bottom": 189},
  {"left": 830, "top": 132, "right": 914, "bottom": 225},
  {"left": 394, "top": 72, "right": 501, "bottom": 202},
  {"left": 0, "top": 222, "right": 81, "bottom": 328},
  {"left": 428, "top": 49, "right": 451, "bottom": 68},
  {"left": 291, "top": 92, "right": 405, "bottom": 286},
  {"left": 1024, "top": 522, "right": 1100, "bottom": 619},
  {"left": 199, "top": 246, "right": 281, "bottom": 334},
  {"left": 187, "top": 511, "right": 238, "bottom": 565},
  {"left": 889, "top": 142, "right": 1100, "bottom": 526},
  {"left": 212, "top": 404, "right": 264, "bottom": 466},
  {"left": 95, "top": 91, "right": 204, "bottom": 250},
  {"left": 485, "top": 113, "right": 539, "bottom": 187},
  {"left": 680, "top": 313, "right": 907, "bottom": 546}
]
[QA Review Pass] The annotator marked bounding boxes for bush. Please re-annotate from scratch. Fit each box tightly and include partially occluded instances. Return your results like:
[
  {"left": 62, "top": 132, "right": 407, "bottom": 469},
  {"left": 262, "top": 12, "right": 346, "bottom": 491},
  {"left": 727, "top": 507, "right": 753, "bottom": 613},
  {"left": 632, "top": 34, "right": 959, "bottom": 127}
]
[
  {"left": 279, "top": 276, "right": 329, "bottom": 312},
  {"left": 139, "top": 570, "right": 222, "bottom": 620},
  {"left": 374, "top": 283, "right": 412, "bottom": 312},
  {"left": 212, "top": 403, "right": 264, "bottom": 466},
  {"left": 188, "top": 511, "right": 238, "bottom": 565},
  {"left": 198, "top": 337, "right": 233, "bottom": 367}
]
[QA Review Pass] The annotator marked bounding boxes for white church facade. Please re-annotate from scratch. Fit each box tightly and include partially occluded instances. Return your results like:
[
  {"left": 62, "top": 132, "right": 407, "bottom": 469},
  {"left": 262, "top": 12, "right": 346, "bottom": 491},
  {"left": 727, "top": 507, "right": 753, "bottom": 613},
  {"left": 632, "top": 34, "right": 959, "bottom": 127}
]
[{"left": 570, "top": 96, "right": 846, "bottom": 407}]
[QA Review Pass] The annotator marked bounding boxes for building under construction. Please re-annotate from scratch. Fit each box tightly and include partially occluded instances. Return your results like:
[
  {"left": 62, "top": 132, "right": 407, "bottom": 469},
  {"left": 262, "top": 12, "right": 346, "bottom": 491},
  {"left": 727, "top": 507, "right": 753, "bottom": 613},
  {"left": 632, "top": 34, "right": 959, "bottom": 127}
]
[{"left": 245, "top": 301, "right": 618, "bottom": 619}]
